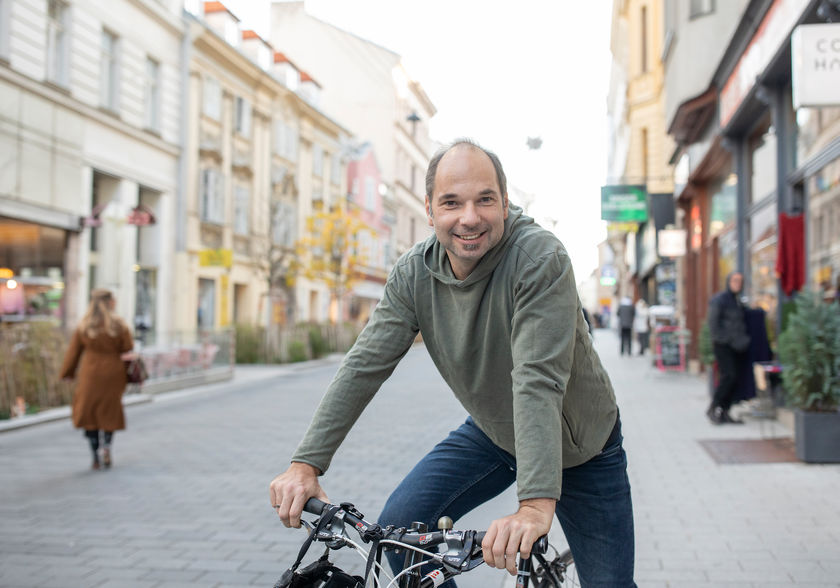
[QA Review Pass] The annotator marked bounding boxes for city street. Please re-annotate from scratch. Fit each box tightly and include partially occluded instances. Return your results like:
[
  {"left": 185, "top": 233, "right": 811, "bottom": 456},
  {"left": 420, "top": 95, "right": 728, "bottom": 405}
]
[{"left": 1, "top": 330, "right": 839, "bottom": 587}]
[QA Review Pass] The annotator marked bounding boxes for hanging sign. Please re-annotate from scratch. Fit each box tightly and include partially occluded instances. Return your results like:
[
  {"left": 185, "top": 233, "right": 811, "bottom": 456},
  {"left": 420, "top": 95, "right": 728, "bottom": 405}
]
[
  {"left": 601, "top": 185, "right": 648, "bottom": 222},
  {"left": 658, "top": 229, "right": 687, "bottom": 257},
  {"left": 792, "top": 23, "right": 840, "bottom": 109}
]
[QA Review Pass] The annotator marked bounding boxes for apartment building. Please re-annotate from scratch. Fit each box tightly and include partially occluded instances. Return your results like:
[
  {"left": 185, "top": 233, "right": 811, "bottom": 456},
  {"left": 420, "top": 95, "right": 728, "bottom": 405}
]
[
  {"left": 268, "top": 1, "right": 437, "bottom": 258},
  {"left": 606, "top": 0, "right": 677, "bottom": 317},
  {"left": 178, "top": 1, "right": 351, "bottom": 331},
  {"left": 0, "top": 0, "right": 182, "bottom": 336}
]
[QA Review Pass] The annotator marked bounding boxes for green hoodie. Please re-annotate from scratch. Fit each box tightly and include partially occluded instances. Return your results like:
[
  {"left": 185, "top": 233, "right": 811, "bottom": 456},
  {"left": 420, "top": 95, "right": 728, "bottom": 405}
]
[{"left": 292, "top": 205, "right": 618, "bottom": 501}]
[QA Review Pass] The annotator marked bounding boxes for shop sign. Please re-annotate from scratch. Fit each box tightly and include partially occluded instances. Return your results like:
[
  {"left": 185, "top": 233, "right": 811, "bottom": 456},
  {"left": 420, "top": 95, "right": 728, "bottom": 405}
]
[
  {"left": 658, "top": 229, "right": 687, "bottom": 257},
  {"left": 792, "top": 23, "right": 840, "bottom": 108},
  {"left": 601, "top": 185, "right": 648, "bottom": 222},
  {"left": 606, "top": 222, "right": 640, "bottom": 234},
  {"left": 198, "top": 248, "right": 233, "bottom": 268},
  {"left": 127, "top": 205, "right": 156, "bottom": 226},
  {"left": 720, "top": 0, "right": 810, "bottom": 127},
  {"left": 600, "top": 264, "right": 617, "bottom": 287}
]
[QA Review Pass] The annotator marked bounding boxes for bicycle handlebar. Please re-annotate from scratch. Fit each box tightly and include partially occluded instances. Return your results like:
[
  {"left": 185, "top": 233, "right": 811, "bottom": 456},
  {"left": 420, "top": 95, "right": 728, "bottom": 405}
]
[
  {"left": 297, "top": 497, "right": 550, "bottom": 588},
  {"left": 303, "top": 497, "right": 547, "bottom": 554}
]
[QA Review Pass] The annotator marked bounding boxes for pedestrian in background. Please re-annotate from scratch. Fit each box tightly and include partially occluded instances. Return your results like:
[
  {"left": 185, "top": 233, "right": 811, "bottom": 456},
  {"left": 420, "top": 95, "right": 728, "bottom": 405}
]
[
  {"left": 617, "top": 296, "right": 635, "bottom": 356},
  {"left": 706, "top": 272, "right": 750, "bottom": 424},
  {"left": 634, "top": 298, "right": 650, "bottom": 355},
  {"left": 60, "top": 288, "right": 135, "bottom": 469}
]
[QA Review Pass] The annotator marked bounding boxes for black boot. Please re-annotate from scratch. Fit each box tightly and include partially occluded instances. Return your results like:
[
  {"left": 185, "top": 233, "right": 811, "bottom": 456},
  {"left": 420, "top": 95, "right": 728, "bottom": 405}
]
[{"left": 706, "top": 405, "right": 724, "bottom": 424}]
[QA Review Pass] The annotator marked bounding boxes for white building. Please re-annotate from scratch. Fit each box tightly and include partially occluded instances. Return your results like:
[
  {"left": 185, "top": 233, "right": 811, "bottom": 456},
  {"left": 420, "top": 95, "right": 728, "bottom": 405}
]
[
  {"left": 0, "top": 0, "right": 182, "bottom": 336},
  {"left": 268, "top": 1, "right": 437, "bottom": 257}
]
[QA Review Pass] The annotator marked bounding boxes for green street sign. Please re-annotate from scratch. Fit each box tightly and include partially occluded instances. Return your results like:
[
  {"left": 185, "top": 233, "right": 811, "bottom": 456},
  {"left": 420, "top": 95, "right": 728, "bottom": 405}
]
[{"left": 601, "top": 185, "right": 648, "bottom": 222}]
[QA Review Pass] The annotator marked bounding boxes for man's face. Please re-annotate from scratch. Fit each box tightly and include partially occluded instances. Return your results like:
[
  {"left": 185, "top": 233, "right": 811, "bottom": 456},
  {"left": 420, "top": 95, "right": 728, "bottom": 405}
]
[
  {"left": 426, "top": 146, "right": 509, "bottom": 279},
  {"left": 729, "top": 272, "right": 743, "bottom": 293}
]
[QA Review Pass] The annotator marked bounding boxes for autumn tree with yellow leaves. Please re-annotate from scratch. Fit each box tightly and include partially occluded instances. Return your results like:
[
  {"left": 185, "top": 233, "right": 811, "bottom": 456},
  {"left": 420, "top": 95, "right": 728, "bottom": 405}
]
[{"left": 289, "top": 205, "right": 372, "bottom": 323}]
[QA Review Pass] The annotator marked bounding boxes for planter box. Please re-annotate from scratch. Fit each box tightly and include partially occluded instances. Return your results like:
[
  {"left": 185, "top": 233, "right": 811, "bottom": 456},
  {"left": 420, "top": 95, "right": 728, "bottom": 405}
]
[{"left": 795, "top": 410, "right": 840, "bottom": 463}]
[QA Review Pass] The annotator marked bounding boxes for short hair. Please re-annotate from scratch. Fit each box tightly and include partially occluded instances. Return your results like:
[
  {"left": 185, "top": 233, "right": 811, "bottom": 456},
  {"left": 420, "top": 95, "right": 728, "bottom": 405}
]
[{"left": 425, "top": 138, "right": 508, "bottom": 201}]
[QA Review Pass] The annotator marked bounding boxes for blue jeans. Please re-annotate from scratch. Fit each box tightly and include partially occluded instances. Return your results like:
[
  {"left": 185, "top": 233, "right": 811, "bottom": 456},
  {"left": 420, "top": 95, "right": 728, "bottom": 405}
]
[{"left": 379, "top": 417, "right": 636, "bottom": 587}]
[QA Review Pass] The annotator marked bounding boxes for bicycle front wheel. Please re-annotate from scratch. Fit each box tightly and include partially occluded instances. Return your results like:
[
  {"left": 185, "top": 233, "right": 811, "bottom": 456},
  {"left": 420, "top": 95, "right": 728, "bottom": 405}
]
[{"left": 535, "top": 549, "right": 578, "bottom": 587}]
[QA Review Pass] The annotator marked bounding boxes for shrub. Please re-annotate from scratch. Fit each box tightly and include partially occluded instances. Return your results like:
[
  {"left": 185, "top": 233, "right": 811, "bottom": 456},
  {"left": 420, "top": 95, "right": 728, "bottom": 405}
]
[
  {"left": 234, "top": 323, "right": 265, "bottom": 364},
  {"left": 288, "top": 340, "right": 308, "bottom": 363},
  {"left": 308, "top": 325, "right": 330, "bottom": 358},
  {"left": 778, "top": 291, "right": 840, "bottom": 412}
]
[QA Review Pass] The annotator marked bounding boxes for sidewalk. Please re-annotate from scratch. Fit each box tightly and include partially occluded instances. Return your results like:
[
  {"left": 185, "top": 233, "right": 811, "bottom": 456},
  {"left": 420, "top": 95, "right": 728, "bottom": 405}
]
[
  {"left": 0, "top": 354, "right": 346, "bottom": 434},
  {"left": 590, "top": 328, "right": 840, "bottom": 586}
]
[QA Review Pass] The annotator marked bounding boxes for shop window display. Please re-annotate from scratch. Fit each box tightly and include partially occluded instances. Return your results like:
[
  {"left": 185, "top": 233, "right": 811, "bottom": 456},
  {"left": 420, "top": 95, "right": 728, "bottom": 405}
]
[
  {"left": 749, "top": 201, "right": 778, "bottom": 316},
  {"left": 0, "top": 219, "right": 66, "bottom": 322}
]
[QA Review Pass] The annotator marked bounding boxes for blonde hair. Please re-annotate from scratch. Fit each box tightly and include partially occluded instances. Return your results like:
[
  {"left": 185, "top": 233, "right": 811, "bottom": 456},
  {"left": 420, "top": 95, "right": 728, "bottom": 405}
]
[{"left": 79, "top": 288, "right": 122, "bottom": 338}]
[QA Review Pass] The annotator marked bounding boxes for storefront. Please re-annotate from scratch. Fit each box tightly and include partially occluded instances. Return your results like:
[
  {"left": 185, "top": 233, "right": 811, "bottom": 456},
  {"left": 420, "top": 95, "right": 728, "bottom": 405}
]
[
  {"left": 0, "top": 217, "right": 71, "bottom": 323},
  {"left": 670, "top": 0, "right": 839, "bottom": 358}
]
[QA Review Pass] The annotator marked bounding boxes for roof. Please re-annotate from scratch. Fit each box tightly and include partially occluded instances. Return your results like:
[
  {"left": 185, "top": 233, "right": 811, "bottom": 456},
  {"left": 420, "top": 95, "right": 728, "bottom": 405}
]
[
  {"left": 203, "top": 1, "right": 239, "bottom": 20},
  {"left": 242, "top": 29, "right": 269, "bottom": 44}
]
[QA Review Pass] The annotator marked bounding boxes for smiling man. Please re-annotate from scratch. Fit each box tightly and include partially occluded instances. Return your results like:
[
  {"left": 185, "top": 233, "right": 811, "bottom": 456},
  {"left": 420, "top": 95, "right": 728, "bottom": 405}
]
[{"left": 270, "top": 139, "right": 636, "bottom": 587}]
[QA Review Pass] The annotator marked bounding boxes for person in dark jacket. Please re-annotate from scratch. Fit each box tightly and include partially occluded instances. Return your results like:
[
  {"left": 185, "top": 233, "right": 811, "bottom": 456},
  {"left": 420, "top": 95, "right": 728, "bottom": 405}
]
[
  {"left": 706, "top": 272, "right": 750, "bottom": 424},
  {"left": 617, "top": 297, "right": 635, "bottom": 355}
]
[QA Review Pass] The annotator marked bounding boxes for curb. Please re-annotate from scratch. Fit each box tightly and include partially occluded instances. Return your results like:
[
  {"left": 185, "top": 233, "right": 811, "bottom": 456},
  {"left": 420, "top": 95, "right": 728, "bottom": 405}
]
[{"left": 0, "top": 353, "right": 346, "bottom": 434}]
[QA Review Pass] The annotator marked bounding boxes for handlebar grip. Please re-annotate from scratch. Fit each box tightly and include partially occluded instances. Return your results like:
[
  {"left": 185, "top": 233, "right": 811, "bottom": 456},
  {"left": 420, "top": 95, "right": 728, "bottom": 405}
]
[
  {"left": 531, "top": 535, "right": 548, "bottom": 555},
  {"left": 303, "top": 497, "right": 328, "bottom": 515}
]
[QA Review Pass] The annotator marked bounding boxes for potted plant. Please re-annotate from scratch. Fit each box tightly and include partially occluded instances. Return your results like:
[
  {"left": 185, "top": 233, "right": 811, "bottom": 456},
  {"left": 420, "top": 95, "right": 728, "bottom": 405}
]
[{"left": 777, "top": 291, "right": 840, "bottom": 463}]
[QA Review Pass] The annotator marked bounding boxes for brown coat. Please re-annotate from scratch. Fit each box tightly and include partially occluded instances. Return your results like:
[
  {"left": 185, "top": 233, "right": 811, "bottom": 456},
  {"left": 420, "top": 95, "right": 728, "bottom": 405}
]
[{"left": 59, "top": 322, "right": 134, "bottom": 431}]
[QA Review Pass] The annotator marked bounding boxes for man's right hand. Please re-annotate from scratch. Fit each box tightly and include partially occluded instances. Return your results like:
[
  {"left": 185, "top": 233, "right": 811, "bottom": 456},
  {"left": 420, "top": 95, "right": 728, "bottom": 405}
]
[{"left": 269, "top": 462, "right": 328, "bottom": 528}]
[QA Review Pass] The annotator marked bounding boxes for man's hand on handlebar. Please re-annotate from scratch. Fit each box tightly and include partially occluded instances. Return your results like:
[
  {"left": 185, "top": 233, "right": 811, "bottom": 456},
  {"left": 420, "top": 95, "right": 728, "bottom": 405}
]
[
  {"left": 269, "top": 462, "right": 328, "bottom": 528},
  {"left": 481, "top": 497, "right": 555, "bottom": 576}
]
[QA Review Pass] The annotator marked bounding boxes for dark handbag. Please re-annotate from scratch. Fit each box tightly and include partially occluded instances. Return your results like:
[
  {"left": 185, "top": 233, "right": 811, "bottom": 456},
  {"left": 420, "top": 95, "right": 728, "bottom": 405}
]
[{"left": 125, "top": 357, "right": 148, "bottom": 384}]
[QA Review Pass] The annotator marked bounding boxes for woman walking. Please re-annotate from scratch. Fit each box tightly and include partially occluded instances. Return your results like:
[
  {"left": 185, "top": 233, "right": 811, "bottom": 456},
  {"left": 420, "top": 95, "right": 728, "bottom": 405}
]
[{"left": 60, "top": 288, "right": 135, "bottom": 469}]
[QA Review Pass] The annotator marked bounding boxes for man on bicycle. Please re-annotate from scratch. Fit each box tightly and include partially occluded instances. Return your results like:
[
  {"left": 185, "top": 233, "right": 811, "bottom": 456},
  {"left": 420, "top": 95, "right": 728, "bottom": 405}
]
[{"left": 271, "top": 139, "right": 636, "bottom": 586}]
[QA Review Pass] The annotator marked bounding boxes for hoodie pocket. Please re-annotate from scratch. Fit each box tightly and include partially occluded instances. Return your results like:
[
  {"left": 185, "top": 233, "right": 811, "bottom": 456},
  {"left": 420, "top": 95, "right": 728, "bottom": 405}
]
[{"left": 562, "top": 412, "right": 580, "bottom": 450}]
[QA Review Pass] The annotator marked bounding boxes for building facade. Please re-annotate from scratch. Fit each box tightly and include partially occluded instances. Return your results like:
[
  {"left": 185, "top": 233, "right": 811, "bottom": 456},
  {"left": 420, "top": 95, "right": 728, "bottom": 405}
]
[
  {"left": 0, "top": 0, "right": 182, "bottom": 338},
  {"left": 668, "top": 0, "right": 840, "bottom": 359},
  {"left": 268, "top": 1, "right": 437, "bottom": 258},
  {"left": 606, "top": 0, "right": 677, "bottom": 321},
  {"left": 179, "top": 1, "right": 351, "bottom": 332}
]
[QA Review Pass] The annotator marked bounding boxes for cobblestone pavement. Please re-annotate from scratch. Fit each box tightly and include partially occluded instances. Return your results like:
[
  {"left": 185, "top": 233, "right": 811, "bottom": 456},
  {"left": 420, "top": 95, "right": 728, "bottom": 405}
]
[{"left": 2, "top": 331, "right": 839, "bottom": 587}]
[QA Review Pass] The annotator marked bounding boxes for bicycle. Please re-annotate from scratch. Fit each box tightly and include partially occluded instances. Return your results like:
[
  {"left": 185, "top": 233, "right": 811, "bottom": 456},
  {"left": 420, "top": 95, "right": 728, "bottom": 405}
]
[{"left": 275, "top": 497, "right": 579, "bottom": 588}]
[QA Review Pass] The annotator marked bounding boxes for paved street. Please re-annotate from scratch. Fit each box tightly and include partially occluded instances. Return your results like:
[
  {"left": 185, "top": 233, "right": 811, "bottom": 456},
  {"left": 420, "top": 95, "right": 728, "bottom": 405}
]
[{"left": 1, "top": 330, "right": 839, "bottom": 587}]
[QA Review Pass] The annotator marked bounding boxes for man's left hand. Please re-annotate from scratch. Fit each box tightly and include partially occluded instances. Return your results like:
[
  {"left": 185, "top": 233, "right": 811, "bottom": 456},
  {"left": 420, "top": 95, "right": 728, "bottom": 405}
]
[{"left": 481, "top": 497, "right": 555, "bottom": 575}]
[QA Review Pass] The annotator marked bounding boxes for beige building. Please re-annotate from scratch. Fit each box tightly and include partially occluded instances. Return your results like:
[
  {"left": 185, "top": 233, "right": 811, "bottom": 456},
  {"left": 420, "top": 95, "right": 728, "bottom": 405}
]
[
  {"left": 269, "top": 1, "right": 437, "bottom": 257},
  {"left": 0, "top": 0, "right": 182, "bottom": 337},
  {"left": 607, "top": 0, "right": 675, "bottom": 311},
  {"left": 177, "top": 2, "right": 351, "bottom": 332}
]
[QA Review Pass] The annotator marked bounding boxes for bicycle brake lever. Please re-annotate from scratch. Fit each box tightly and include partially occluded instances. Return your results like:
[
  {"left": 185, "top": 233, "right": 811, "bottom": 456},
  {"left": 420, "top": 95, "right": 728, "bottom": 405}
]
[{"left": 442, "top": 530, "right": 484, "bottom": 572}]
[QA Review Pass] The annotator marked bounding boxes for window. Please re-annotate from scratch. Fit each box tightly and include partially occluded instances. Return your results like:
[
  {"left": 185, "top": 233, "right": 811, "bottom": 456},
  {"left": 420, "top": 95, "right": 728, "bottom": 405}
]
[
  {"left": 1, "top": 0, "right": 13, "bottom": 60},
  {"left": 198, "top": 278, "right": 215, "bottom": 329},
  {"left": 273, "top": 118, "right": 298, "bottom": 161},
  {"left": 330, "top": 153, "right": 341, "bottom": 186},
  {"left": 234, "top": 96, "right": 251, "bottom": 137},
  {"left": 364, "top": 177, "right": 376, "bottom": 211},
  {"left": 100, "top": 29, "right": 119, "bottom": 110},
  {"left": 200, "top": 168, "right": 225, "bottom": 224},
  {"left": 689, "top": 0, "right": 715, "bottom": 18},
  {"left": 144, "top": 57, "right": 160, "bottom": 131},
  {"left": 312, "top": 145, "right": 323, "bottom": 177},
  {"left": 272, "top": 200, "right": 296, "bottom": 247},
  {"left": 46, "top": 0, "right": 69, "bottom": 86},
  {"left": 203, "top": 76, "right": 221, "bottom": 120},
  {"left": 234, "top": 185, "right": 249, "bottom": 235}
]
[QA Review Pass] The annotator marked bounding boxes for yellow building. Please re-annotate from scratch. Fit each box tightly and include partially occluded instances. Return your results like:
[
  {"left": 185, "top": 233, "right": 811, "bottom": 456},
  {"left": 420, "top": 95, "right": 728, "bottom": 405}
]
[
  {"left": 608, "top": 0, "right": 675, "bottom": 307},
  {"left": 175, "top": 2, "right": 350, "bottom": 333}
]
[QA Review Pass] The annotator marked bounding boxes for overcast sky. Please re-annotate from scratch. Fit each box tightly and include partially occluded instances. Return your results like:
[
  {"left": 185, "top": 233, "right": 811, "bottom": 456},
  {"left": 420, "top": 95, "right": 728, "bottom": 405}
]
[{"left": 223, "top": 0, "right": 612, "bottom": 279}]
